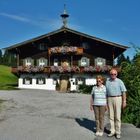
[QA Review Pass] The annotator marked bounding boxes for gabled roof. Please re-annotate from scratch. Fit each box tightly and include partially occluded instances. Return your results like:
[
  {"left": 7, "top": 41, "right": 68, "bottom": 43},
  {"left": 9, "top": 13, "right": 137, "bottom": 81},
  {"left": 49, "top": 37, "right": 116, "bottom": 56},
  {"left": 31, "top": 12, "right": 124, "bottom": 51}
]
[{"left": 4, "top": 27, "right": 128, "bottom": 51}]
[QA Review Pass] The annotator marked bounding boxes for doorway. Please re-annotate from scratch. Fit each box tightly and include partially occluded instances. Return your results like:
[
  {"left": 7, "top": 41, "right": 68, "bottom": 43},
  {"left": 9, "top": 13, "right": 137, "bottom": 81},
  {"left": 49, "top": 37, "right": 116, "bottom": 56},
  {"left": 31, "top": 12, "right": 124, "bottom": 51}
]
[{"left": 59, "top": 75, "right": 70, "bottom": 92}]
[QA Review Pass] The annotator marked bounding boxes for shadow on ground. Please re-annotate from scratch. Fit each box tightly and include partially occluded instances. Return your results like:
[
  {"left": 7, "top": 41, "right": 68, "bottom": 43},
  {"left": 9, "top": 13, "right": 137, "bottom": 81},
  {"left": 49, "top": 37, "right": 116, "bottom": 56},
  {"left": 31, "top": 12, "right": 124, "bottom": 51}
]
[
  {"left": 75, "top": 118, "right": 110, "bottom": 134},
  {"left": 75, "top": 118, "right": 96, "bottom": 132},
  {"left": 76, "top": 120, "right": 140, "bottom": 140}
]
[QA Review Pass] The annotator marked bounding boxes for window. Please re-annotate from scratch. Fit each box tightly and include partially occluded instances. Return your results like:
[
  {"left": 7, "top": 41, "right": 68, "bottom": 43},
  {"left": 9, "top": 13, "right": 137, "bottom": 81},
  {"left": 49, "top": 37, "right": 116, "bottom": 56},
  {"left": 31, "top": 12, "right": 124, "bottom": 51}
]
[
  {"left": 76, "top": 77, "right": 85, "bottom": 85},
  {"left": 38, "top": 58, "right": 48, "bottom": 66},
  {"left": 81, "top": 42, "right": 90, "bottom": 49},
  {"left": 36, "top": 77, "right": 45, "bottom": 84},
  {"left": 95, "top": 57, "right": 106, "bottom": 67},
  {"left": 53, "top": 79, "right": 57, "bottom": 85},
  {"left": 54, "top": 59, "right": 58, "bottom": 66},
  {"left": 23, "top": 77, "right": 32, "bottom": 85},
  {"left": 24, "top": 58, "right": 34, "bottom": 66},
  {"left": 80, "top": 57, "right": 89, "bottom": 66},
  {"left": 38, "top": 43, "right": 47, "bottom": 51}
]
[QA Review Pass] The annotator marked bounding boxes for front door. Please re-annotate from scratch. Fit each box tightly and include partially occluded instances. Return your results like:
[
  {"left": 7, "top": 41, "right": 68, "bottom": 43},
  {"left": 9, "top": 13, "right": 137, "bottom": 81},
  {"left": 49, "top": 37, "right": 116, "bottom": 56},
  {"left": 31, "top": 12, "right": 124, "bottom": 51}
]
[{"left": 59, "top": 75, "right": 70, "bottom": 92}]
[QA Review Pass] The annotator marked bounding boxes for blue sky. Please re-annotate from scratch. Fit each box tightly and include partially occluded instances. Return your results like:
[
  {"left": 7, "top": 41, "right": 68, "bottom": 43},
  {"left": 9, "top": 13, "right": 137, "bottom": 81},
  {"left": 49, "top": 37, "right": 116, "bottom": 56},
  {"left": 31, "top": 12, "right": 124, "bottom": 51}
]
[{"left": 0, "top": 0, "right": 140, "bottom": 59}]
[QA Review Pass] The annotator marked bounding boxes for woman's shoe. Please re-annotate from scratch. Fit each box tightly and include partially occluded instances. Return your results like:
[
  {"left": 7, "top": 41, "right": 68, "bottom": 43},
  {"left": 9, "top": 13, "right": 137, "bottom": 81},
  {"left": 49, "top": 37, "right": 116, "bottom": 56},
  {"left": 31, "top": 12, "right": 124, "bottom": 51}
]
[
  {"left": 98, "top": 132, "right": 103, "bottom": 136},
  {"left": 95, "top": 132, "right": 100, "bottom": 136}
]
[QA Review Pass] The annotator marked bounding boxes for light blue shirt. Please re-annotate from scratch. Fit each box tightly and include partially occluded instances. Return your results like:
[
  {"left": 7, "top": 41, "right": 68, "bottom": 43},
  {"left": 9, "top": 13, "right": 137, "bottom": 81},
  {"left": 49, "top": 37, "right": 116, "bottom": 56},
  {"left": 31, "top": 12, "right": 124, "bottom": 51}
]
[
  {"left": 106, "top": 78, "right": 127, "bottom": 97},
  {"left": 91, "top": 85, "right": 107, "bottom": 106}
]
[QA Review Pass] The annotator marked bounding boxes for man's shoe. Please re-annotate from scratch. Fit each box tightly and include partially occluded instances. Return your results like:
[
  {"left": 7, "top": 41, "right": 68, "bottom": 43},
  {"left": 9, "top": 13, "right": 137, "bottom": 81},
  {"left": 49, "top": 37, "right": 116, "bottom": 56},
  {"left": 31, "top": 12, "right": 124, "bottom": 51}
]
[
  {"left": 107, "top": 133, "right": 115, "bottom": 137},
  {"left": 116, "top": 134, "right": 121, "bottom": 139}
]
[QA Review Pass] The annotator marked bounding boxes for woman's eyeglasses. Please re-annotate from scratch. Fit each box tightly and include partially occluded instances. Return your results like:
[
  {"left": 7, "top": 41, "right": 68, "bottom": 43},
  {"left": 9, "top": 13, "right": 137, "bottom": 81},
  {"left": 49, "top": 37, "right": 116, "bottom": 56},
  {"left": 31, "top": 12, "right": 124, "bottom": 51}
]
[{"left": 97, "top": 80, "right": 102, "bottom": 82}]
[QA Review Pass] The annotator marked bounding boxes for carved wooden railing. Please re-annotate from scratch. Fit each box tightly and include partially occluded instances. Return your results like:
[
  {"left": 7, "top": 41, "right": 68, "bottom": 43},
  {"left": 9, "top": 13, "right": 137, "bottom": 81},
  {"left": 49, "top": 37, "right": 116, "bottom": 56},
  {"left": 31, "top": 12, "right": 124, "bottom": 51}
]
[{"left": 48, "top": 46, "right": 83, "bottom": 55}]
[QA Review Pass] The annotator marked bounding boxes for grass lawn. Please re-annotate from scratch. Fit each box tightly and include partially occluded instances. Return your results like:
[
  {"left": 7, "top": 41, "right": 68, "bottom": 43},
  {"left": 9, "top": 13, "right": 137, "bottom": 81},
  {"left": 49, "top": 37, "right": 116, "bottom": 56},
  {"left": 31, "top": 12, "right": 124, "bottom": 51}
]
[{"left": 0, "top": 65, "right": 18, "bottom": 90}]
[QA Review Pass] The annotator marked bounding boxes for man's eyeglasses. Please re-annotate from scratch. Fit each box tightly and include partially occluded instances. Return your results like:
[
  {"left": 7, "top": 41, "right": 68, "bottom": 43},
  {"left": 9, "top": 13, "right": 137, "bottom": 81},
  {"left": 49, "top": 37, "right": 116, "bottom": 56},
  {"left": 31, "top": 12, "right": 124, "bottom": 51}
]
[
  {"left": 110, "top": 73, "right": 117, "bottom": 76},
  {"left": 97, "top": 80, "right": 102, "bottom": 82}
]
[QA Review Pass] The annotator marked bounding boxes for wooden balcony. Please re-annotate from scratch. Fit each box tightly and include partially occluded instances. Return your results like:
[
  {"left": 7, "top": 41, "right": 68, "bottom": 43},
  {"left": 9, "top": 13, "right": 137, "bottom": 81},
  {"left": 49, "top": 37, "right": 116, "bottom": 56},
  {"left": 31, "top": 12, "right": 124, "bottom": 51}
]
[
  {"left": 48, "top": 47, "right": 83, "bottom": 55},
  {"left": 11, "top": 65, "right": 120, "bottom": 75}
]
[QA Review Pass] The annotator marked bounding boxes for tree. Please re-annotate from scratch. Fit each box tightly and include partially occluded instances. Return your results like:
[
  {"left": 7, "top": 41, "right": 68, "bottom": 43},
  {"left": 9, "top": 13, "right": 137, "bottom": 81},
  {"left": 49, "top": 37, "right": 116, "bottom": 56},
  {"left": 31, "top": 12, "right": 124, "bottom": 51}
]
[
  {"left": 126, "top": 56, "right": 131, "bottom": 64},
  {"left": 0, "top": 49, "right": 2, "bottom": 64},
  {"left": 0, "top": 49, "right": 2, "bottom": 58},
  {"left": 2, "top": 50, "right": 16, "bottom": 66},
  {"left": 120, "top": 51, "right": 140, "bottom": 127},
  {"left": 117, "top": 53, "right": 127, "bottom": 66}
]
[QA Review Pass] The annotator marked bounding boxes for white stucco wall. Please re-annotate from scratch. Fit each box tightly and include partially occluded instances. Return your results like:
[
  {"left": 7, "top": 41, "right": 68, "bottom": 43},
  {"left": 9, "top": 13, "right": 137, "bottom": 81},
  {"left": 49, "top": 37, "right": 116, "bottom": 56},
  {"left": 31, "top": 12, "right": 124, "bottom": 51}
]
[
  {"left": 85, "top": 78, "right": 96, "bottom": 85},
  {"left": 18, "top": 73, "right": 109, "bottom": 91},
  {"left": 18, "top": 74, "right": 56, "bottom": 90},
  {"left": 69, "top": 78, "right": 77, "bottom": 91}
]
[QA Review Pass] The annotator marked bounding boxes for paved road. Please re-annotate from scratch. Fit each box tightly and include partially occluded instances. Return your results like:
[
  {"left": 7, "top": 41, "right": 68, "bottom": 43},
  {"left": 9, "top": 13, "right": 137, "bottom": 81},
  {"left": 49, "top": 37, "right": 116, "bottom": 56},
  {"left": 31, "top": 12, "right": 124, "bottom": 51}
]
[{"left": 0, "top": 90, "right": 139, "bottom": 140}]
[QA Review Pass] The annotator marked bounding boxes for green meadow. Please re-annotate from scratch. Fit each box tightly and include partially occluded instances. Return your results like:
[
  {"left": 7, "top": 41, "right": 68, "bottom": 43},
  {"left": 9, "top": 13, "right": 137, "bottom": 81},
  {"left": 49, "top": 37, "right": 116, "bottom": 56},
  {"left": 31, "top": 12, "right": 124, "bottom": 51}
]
[{"left": 0, "top": 65, "right": 18, "bottom": 90}]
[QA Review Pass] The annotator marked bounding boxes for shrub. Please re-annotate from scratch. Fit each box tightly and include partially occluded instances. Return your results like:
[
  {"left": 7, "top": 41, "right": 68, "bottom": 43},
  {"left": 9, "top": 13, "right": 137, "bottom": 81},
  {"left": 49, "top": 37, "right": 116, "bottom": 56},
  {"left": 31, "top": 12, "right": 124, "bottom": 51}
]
[{"left": 78, "top": 84, "right": 93, "bottom": 94}]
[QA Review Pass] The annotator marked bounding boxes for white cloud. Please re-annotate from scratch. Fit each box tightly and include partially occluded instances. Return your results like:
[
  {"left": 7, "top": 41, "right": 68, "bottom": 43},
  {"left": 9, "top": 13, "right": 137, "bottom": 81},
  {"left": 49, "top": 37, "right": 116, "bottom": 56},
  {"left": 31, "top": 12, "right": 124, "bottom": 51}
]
[
  {"left": 0, "top": 12, "right": 84, "bottom": 31},
  {"left": 0, "top": 12, "right": 30, "bottom": 22},
  {"left": 0, "top": 12, "right": 62, "bottom": 30}
]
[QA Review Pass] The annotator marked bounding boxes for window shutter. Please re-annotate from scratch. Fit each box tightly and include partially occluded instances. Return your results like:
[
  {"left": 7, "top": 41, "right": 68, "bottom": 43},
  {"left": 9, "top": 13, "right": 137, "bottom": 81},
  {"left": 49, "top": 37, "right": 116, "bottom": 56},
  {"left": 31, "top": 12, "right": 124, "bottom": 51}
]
[
  {"left": 23, "top": 59, "right": 26, "bottom": 66},
  {"left": 87, "top": 58, "right": 89, "bottom": 66},
  {"left": 44, "top": 59, "right": 48, "bottom": 66},
  {"left": 78, "top": 60, "right": 81, "bottom": 66},
  {"left": 37, "top": 59, "right": 39, "bottom": 66},
  {"left": 31, "top": 59, "right": 34, "bottom": 66}
]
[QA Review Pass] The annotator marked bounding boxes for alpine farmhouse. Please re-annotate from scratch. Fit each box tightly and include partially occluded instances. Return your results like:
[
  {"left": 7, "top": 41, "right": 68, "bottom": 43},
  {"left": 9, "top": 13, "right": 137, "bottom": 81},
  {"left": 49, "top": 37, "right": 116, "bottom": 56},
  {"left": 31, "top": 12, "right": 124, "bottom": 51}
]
[{"left": 5, "top": 9, "right": 128, "bottom": 92}]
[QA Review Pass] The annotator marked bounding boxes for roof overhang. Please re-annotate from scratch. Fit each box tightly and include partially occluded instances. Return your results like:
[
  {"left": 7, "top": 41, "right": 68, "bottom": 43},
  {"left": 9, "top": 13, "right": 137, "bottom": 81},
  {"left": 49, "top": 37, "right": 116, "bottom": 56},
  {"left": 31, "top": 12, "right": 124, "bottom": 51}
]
[{"left": 4, "top": 27, "right": 129, "bottom": 59}]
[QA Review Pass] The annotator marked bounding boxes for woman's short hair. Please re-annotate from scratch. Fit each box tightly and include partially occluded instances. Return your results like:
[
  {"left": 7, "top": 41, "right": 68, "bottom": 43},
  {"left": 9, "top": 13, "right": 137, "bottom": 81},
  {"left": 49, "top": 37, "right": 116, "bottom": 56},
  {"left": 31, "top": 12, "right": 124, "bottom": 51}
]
[{"left": 96, "top": 75, "right": 105, "bottom": 83}]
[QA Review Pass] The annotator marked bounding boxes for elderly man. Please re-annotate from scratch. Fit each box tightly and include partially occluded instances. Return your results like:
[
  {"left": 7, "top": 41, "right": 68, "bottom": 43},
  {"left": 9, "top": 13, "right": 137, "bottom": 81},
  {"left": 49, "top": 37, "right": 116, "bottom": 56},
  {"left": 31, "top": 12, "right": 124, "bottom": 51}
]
[{"left": 106, "top": 68, "right": 127, "bottom": 139}]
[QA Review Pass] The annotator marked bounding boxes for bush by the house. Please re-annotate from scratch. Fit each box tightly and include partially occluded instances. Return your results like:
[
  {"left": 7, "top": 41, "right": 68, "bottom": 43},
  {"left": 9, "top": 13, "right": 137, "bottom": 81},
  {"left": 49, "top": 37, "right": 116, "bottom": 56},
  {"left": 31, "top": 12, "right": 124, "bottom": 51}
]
[
  {"left": 78, "top": 84, "right": 93, "bottom": 94},
  {"left": 120, "top": 53, "right": 140, "bottom": 127}
]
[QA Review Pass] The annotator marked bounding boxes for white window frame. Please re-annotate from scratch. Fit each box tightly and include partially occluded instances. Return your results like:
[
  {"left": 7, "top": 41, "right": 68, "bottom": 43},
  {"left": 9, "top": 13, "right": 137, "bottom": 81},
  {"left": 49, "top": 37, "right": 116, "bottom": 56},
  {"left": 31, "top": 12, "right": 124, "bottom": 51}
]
[
  {"left": 81, "top": 57, "right": 89, "bottom": 66},
  {"left": 36, "top": 77, "right": 45, "bottom": 85},
  {"left": 54, "top": 58, "right": 58, "bottom": 66},
  {"left": 76, "top": 77, "right": 85, "bottom": 85},
  {"left": 38, "top": 58, "right": 47, "bottom": 67},
  {"left": 23, "top": 77, "right": 32, "bottom": 85},
  {"left": 95, "top": 57, "right": 106, "bottom": 67}
]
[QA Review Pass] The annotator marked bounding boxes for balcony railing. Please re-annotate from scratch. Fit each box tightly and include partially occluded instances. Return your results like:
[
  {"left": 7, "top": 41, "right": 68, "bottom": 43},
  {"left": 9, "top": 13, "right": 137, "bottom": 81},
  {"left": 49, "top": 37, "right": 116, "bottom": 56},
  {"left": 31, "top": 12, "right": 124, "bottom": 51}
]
[
  {"left": 11, "top": 65, "right": 115, "bottom": 74},
  {"left": 48, "top": 47, "right": 83, "bottom": 55}
]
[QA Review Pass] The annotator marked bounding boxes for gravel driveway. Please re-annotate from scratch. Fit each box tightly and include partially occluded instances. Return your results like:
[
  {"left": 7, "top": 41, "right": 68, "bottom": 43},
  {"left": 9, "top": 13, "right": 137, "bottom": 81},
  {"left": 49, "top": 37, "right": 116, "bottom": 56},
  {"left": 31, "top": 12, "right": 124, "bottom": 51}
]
[{"left": 0, "top": 90, "right": 139, "bottom": 140}]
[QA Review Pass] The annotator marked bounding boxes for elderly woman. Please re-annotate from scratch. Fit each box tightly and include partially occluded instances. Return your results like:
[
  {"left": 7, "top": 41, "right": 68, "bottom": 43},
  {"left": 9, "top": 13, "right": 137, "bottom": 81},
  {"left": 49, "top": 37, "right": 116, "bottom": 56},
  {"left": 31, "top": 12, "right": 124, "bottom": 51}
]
[{"left": 90, "top": 75, "right": 107, "bottom": 137}]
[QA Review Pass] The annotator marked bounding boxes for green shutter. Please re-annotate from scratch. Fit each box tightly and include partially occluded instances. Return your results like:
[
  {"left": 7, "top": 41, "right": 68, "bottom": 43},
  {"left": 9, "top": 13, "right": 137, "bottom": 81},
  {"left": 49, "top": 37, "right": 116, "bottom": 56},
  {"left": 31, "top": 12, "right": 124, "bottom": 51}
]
[
  {"left": 45, "top": 59, "right": 48, "bottom": 66},
  {"left": 37, "top": 59, "right": 39, "bottom": 66},
  {"left": 87, "top": 58, "right": 89, "bottom": 66},
  {"left": 23, "top": 59, "right": 26, "bottom": 66},
  {"left": 31, "top": 58, "right": 34, "bottom": 66},
  {"left": 78, "top": 60, "right": 81, "bottom": 66}
]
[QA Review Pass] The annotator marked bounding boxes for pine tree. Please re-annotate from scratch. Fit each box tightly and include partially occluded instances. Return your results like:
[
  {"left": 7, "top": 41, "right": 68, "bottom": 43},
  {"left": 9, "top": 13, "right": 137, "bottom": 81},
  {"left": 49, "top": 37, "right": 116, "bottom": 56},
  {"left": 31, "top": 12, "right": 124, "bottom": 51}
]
[
  {"left": 0, "top": 49, "right": 2, "bottom": 64},
  {"left": 2, "top": 50, "right": 16, "bottom": 66},
  {"left": 126, "top": 56, "right": 131, "bottom": 63},
  {"left": 117, "top": 53, "right": 127, "bottom": 66}
]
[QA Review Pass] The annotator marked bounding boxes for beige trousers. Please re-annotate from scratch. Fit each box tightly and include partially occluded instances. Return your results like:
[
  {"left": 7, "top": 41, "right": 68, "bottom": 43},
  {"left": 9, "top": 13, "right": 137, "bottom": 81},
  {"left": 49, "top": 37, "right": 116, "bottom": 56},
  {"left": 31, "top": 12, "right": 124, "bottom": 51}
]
[
  {"left": 93, "top": 106, "right": 106, "bottom": 132},
  {"left": 107, "top": 96, "right": 122, "bottom": 134}
]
